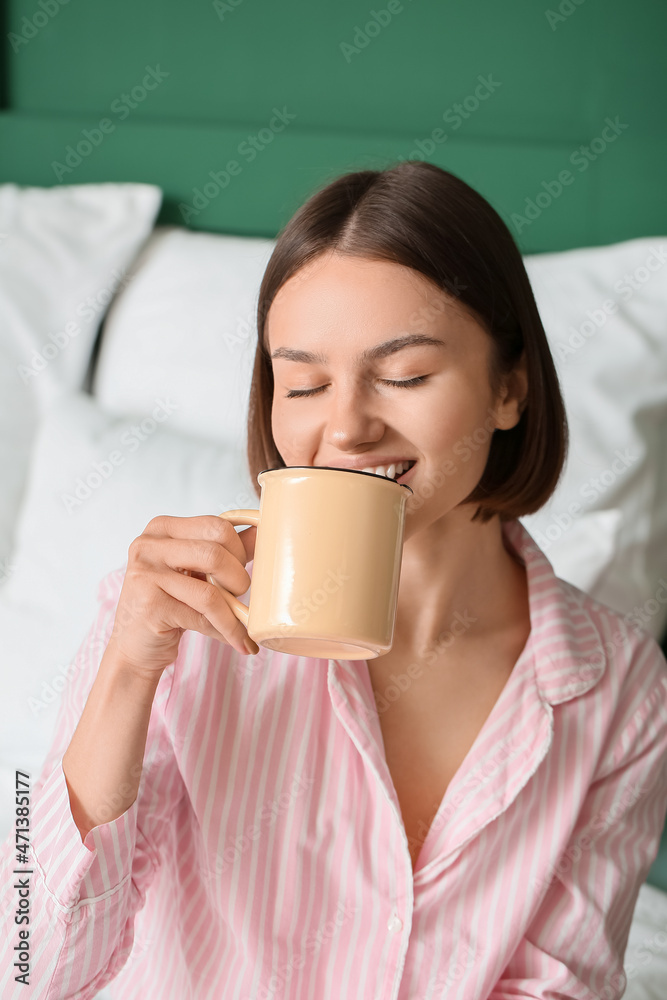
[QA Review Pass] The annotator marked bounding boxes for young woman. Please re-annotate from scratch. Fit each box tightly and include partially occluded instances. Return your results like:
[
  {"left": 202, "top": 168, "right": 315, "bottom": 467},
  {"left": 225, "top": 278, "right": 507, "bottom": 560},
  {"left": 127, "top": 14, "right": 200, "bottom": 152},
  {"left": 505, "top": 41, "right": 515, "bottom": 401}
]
[{"left": 2, "top": 161, "right": 666, "bottom": 999}]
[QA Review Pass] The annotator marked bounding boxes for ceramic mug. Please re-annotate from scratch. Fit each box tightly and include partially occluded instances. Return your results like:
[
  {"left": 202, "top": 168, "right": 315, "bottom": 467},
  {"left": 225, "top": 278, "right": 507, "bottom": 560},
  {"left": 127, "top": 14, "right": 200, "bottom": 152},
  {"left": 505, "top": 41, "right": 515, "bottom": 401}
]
[{"left": 206, "top": 466, "right": 413, "bottom": 659}]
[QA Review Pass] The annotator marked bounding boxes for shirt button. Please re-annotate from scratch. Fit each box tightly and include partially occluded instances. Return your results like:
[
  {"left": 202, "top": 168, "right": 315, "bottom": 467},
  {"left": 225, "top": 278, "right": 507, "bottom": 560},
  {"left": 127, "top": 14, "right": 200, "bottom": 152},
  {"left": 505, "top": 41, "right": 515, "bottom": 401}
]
[{"left": 387, "top": 915, "right": 403, "bottom": 933}]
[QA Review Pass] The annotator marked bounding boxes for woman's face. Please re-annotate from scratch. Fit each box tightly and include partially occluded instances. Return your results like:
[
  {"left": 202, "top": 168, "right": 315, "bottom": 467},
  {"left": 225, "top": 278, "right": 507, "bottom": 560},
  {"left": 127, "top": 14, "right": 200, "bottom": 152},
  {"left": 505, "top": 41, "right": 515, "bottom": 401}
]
[{"left": 267, "top": 252, "right": 522, "bottom": 537}]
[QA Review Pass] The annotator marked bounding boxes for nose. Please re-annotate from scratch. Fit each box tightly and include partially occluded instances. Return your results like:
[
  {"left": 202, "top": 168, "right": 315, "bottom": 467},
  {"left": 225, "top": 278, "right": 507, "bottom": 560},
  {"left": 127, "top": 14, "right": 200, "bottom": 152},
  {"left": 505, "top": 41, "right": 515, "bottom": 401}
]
[{"left": 323, "top": 380, "right": 386, "bottom": 452}]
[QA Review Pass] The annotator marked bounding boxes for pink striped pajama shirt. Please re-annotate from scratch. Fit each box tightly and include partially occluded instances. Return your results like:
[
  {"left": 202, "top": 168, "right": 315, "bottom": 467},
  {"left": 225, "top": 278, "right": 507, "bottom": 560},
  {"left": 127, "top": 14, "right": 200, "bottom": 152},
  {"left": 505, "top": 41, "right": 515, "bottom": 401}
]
[{"left": 1, "top": 518, "right": 667, "bottom": 999}]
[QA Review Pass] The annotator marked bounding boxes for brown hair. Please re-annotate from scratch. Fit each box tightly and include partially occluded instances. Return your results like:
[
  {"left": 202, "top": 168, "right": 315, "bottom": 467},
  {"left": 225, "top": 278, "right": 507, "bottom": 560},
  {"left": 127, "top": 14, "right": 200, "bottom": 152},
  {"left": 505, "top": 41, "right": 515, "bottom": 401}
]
[{"left": 246, "top": 160, "right": 568, "bottom": 524}]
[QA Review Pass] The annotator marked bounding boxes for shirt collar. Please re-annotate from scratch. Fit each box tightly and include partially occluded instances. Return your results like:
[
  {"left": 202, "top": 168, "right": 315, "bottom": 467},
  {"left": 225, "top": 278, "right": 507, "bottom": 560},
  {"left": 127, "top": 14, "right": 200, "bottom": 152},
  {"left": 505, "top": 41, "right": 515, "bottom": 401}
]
[{"left": 501, "top": 518, "right": 607, "bottom": 705}]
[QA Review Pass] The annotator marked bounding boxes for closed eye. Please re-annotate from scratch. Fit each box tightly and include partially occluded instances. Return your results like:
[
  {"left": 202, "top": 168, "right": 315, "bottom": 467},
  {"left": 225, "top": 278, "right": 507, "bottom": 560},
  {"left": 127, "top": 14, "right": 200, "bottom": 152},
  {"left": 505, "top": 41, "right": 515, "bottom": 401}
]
[{"left": 284, "top": 376, "right": 430, "bottom": 399}]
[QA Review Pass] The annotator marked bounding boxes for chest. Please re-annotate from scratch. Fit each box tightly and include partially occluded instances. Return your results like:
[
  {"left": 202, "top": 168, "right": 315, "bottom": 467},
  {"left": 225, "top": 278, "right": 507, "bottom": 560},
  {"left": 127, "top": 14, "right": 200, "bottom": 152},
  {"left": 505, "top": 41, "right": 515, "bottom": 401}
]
[{"left": 367, "top": 644, "right": 520, "bottom": 873}]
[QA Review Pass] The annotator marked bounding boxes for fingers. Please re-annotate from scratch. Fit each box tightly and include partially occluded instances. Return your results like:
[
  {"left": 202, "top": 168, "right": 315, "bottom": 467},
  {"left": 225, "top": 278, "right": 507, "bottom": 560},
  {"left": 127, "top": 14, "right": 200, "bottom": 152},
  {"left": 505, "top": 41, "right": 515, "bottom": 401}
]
[
  {"left": 237, "top": 524, "right": 258, "bottom": 565},
  {"left": 155, "top": 571, "right": 254, "bottom": 656},
  {"left": 130, "top": 532, "right": 251, "bottom": 597},
  {"left": 142, "top": 514, "right": 249, "bottom": 566}
]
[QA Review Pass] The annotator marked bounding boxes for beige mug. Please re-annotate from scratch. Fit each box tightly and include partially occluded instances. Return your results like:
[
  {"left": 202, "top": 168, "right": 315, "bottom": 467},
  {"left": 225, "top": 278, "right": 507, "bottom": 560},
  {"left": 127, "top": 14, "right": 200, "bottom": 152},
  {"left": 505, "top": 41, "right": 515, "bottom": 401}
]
[{"left": 206, "top": 466, "right": 413, "bottom": 659}]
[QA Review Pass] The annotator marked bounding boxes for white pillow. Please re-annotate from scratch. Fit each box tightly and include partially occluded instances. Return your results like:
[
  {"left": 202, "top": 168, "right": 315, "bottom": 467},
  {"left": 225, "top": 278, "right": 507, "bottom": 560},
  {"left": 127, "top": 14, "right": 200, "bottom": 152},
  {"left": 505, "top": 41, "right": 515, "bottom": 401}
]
[
  {"left": 522, "top": 237, "right": 667, "bottom": 641},
  {"left": 623, "top": 882, "right": 667, "bottom": 997},
  {"left": 94, "top": 226, "right": 275, "bottom": 446},
  {"left": 94, "top": 229, "right": 667, "bottom": 641},
  {"left": 0, "top": 389, "right": 255, "bottom": 842},
  {"left": 0, "top": 182, "right": 162, "bottom": 575},
  {"left": 521, "top": 508, "right": 624, "bottom": 597}
]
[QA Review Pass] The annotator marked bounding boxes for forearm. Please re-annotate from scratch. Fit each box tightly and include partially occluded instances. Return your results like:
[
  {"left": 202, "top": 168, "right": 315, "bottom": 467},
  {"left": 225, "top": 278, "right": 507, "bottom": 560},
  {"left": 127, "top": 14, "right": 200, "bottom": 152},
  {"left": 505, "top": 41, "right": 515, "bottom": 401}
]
[{"left": 62, "top": 642, "right": 162, "bottom": 843}]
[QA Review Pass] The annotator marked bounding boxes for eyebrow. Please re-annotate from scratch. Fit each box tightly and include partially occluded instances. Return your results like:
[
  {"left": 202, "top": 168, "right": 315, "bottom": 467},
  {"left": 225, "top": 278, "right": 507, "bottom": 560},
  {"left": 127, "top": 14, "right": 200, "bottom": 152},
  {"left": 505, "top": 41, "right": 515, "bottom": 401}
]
[{"left": 270, "top": 333, "right": 447, "bottom": 365}]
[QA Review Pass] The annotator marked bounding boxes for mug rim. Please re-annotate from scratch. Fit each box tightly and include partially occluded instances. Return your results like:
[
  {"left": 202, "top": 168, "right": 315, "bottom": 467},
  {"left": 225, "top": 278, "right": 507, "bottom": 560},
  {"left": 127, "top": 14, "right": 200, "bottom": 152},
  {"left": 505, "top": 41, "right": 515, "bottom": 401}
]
[{"left": 257, "top": 465, "right": 414, "bottom": 494}]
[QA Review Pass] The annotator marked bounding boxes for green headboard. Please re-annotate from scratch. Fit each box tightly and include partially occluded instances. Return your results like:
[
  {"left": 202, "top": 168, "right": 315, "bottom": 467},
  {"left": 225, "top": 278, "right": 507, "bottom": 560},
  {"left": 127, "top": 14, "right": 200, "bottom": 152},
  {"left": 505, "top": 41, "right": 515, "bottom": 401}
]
[
  {"left": 1, "top": 0, "right": 666, "bottom": 890},
  {"left": 1, "top": 0, "right": 666, "bottom": 255}
]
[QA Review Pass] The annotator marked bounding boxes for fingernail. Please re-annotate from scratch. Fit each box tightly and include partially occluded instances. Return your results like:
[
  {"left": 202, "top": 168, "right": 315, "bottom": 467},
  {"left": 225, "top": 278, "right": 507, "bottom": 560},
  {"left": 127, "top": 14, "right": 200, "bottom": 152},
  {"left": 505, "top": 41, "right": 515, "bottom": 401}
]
[{"left": 244, "top": 637, "right": 259, "bottom": 655}]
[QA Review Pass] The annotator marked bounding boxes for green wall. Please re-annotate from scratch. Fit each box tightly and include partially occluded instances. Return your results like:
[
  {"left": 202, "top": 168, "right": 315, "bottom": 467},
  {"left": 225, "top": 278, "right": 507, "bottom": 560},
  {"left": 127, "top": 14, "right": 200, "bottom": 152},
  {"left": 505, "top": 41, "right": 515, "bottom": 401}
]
[{"left": 1, "top": 0, "right": 666, "bottom": 253}]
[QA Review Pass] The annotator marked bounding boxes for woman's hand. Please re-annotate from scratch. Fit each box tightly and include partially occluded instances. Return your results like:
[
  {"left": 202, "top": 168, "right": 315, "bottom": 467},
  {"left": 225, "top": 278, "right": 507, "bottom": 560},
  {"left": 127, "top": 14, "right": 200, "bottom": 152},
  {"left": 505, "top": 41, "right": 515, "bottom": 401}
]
[{"left": 107, "top": 515, "right": 259, "bottom": 678}]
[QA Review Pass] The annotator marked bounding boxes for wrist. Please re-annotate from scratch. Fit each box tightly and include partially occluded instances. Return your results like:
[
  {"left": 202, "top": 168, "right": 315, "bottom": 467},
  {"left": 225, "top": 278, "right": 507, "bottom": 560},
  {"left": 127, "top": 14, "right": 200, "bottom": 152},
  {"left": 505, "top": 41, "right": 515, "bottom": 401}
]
[{"left": 99, "top": 640, "right": 165, "bottom": 691}]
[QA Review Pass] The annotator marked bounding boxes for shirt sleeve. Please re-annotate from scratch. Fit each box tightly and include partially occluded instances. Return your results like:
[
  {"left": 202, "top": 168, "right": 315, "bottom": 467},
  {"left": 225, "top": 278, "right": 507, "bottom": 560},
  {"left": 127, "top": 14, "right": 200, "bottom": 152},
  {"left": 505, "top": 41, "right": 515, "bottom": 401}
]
[
  {"left": 0, "top": 567, "right": 186, "bottom": 1000},
  {"left": 488, "top": 632, "right": 667, "bottom": 1000}
]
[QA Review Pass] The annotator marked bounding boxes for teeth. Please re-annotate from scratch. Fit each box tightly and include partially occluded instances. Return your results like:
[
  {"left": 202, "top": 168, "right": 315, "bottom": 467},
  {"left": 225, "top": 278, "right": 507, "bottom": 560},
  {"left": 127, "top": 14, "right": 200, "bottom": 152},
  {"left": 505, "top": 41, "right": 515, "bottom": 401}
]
[{"left": 361, "top": 461, "right": 412, "bottom": 479}]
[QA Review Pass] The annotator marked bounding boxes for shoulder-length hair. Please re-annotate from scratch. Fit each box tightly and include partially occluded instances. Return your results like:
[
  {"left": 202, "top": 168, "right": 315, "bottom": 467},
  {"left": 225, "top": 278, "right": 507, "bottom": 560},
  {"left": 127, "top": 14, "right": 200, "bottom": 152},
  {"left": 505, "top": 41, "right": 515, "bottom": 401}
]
[{"left": 246, "top": 160, "right": 568, "bottom": 524}]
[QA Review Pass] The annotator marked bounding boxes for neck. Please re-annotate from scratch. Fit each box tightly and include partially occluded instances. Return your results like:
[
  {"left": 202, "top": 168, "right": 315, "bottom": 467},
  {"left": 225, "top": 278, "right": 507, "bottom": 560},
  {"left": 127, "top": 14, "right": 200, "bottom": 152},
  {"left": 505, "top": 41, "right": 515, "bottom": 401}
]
[{"left": 391, "top": 507, "right": 528, "bottom": 656}]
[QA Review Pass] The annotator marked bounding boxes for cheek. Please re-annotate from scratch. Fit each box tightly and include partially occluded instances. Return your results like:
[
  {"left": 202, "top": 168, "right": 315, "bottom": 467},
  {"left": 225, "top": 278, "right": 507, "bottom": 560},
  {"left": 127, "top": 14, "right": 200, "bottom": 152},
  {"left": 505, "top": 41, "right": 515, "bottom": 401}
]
[
  {"left": 272, "top": 402, "right": 313, "bottom": 460},
  {"left": 431, "top": 375, "right": 496, "bottom": 449}
]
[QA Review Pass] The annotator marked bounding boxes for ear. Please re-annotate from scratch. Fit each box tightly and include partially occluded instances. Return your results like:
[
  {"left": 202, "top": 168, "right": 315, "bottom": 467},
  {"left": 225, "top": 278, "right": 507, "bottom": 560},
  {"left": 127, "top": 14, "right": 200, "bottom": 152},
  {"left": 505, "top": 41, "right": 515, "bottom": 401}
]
[{"left": 493, "top": 350, "right": 528, "bottom": 431}]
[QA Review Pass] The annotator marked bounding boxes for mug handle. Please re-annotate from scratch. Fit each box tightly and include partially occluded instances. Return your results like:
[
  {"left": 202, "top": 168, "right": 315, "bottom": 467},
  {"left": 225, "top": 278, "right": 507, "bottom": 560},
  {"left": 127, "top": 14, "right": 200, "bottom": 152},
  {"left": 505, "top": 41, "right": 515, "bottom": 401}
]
[{"left": 206, "top": 509, "right": 260, "bottom": 628}]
